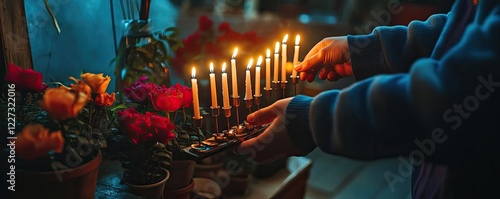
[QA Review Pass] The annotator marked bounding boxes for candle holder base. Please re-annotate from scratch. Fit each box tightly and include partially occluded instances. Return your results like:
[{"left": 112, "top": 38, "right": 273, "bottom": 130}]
[
  {"left": 281, "top": 81, "right": 288, "bottom": 99},
  {"left": 264, "top": 88, "right": 272, "bottom": 105},
  {"left": 254, "top": 94, "right": 262, "bottom": 110},
  {"left": 244, "top": 98, "right": 253, "bottom": 114},
  {"left": 222, "top": 106, "right": 232, "bottom": 132},
  {"left": 210, "top": 106, "right": 221, "bottom": 134},
  {"left": 232, "top": 96, "right": 241, "bottom": 127}
]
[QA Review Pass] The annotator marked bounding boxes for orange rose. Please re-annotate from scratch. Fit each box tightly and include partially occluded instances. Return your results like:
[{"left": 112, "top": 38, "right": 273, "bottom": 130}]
[
  {"left": 17, "top": 124, "right": 64, "bottom": 160},
  {"left": 40, "top": 87, "right": 88, "bottom": 121},
  {"left": 69, "top": 76, "right": 92, "bottom": 100},
  {"left": 81, "top": 73, "right": 111, "bottom": 94},
  {"left": 95, "top": 92, "right": 116, "bottom": 107}
]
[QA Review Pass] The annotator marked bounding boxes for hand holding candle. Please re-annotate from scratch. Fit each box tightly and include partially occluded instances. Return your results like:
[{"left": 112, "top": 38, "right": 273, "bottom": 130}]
[
  {"left": 191, "top": 67, "right": 201, "bottom": 119},
  {"left": 231, "top": 48, "right": 239, "bottom": 97},
  {"left": 273, "top": 42, "right": 280, "bottom": 83},
  {"left": 292, "top": 35, "right": 300, "bottom": 79},
  {"left": 281, "top": 34, "right": 288, "bottom": 82},
  {"left": 255, "top": 56, "right": 263, "bottom": 96},
  {"left": 209, "top": 62, "right": 218, "bottom": 108},
  {"left": 245, "top": 59, "right": 254, "bottom": 100},
  {"left": 221, "top": 63, "right": 231, "bottom": 109}
]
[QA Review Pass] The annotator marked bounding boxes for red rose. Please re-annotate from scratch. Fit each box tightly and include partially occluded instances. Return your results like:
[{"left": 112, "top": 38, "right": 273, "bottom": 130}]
[
  {"left": 218, "top": 22, "right": 231, "bottom": 32},
  {"left": 181, "top": 85, "right": 192, "bottom": 108},
  {"left": 5, "top": 62, "right": 47, "bottom": 92},
  {"left": 124, "top": 78, "right": 159, "bottom": 103},
  {"left": 147, "top": 112, "right": 175, "bottom": 144},
  {"left": 199, "top": 15, "right": 213, "bottom": 31},
  {"left": 117, "top": 108, "right": 153, "bottom": 144},
  {"left": 150, "top": 86, "right": 183, "bottom": 112}
]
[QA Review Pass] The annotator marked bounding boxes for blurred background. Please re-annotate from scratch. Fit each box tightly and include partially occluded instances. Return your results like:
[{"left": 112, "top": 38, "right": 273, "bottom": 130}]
[{"left": 5, "top": 0, "right": 455, "bottom": 198}]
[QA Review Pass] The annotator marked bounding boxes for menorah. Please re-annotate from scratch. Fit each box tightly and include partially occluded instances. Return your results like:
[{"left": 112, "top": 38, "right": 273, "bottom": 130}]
[{"left": 180, "top": 34, "right": 302, "bottom": 160}]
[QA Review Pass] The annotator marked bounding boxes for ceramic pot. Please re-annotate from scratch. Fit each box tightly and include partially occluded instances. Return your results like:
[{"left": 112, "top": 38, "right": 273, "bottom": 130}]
[
  {"left": 15, "top": 152, "right": 102, "bottom": 199},
  {"left": 164, "top": 179, "right": 194, "bottom": 199},
  {"left": 124, "top": 169, "right": 170, "bottom": 199}
]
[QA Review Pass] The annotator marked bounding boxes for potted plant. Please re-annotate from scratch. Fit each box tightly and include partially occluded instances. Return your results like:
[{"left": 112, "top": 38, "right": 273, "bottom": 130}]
[
  {"left": 2, "top": 63, "right": 116, "bottom": 199},
  {"left": 115, "top": 76, "right": 205, "bottom": 198},
  {"left": 116, "top": 107, "right": 175, "bottom": 199}
]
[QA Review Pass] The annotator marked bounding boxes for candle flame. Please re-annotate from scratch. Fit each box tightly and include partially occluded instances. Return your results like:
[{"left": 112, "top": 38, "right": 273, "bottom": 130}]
[
  {"left": 266, "top": 49, "right": 271, "bottom": 57},
  {"left": 275, "top": 42, "right": 280, "bottom": 53},
  {"left": 191, "top": 67, "right": 196, "bottom": 78},
  {"left": 295, "top": 35, "right": 300, "bottom": 46},
  {"left": 247, "top": 58, "right": 254, "bottom": 70},
  {"left": 256, "top": 56, "right": 263, "bottom": 67},
  {"left": 210, "top": 62, "right": 214, "bottom": 73},
  {"left": 232, "top": 48, "right": 238, "bottom": 59},
  {"left": 282, "top": 34, "right": 288, "bottom": 44},
  {"left": 222, "top": 62, "right": 227, "bottom": 73}
]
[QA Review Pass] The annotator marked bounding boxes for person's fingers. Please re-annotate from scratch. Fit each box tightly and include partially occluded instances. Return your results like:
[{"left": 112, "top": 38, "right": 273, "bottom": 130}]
[
  {"left": 300, "top": 70, "right": 308, "bottom": 81},
  {"left": 237, "top": 119, "right": 286, "bottom": 163},
  {"left": 294, "top": 51, "right": 324, "bottom": 72},
  {"left": 307, "top": 70, "right": 319, "bottom": 82},
  {"left": 327, "top": 71, "right": 341, "bottom": 81},
  {"left": 319, "top": 65, "right": 334, "bottom": 80},
  {"left": 247, "top": 104, "right": 282, "bottom": 126}
]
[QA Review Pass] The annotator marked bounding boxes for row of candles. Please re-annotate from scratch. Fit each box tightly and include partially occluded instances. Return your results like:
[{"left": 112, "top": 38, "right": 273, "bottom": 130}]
[{"left": 191, "top": 34, "right": 301, "bottom": 125}]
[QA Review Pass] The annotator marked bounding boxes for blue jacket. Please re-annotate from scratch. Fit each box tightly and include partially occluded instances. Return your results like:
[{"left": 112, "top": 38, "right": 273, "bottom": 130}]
[{"left": 286, "top": 0, "right": 500, "bottom": 198}]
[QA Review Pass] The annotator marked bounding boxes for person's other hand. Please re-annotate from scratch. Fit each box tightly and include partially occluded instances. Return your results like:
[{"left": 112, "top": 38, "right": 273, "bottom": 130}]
[
  {"left": 294, "top": 36, "right": 353, "bottom": 82},
  {"left": 235, "top": 98, "right": 308, "bottom": 163}
]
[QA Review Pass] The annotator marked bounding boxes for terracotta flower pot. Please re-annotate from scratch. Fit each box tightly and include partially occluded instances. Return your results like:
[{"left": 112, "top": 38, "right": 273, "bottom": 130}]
[
  {"left": 15, "top": 152, "right": 102, "bottom": 199},
  {"left": 164, "top": 160, "right": 195, "bottom": 190},
  {"left": 124, "top": 169, "right": 170, "bottom": 199},
  {"left": 164, "top": 179, "right": 195, "bottom": 199}
]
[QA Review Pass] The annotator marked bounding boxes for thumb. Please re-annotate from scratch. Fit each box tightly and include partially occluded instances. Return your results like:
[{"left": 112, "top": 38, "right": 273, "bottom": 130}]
[{"left": 247, "top": 104, "right": 282, "bottom": 126}]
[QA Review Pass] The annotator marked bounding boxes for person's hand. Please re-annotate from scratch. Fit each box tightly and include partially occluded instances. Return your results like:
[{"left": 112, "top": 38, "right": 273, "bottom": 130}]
[
  {"left": 235, "top": 98, "right": 308, "bottom": 163},
  {"left": 294, "top": 36, "right": 353, "bottom": 82}
]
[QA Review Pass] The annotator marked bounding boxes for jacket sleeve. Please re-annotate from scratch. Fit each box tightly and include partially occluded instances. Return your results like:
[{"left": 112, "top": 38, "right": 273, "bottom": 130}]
[
  {"left": 286, "top": 2, "right": 500, "bottom": 160},
  {"left": 348, "top": 14, "right": 447, "bottom": 80}
]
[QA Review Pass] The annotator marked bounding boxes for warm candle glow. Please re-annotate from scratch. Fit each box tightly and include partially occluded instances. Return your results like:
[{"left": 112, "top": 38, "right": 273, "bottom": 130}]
[
  {"left": 255, "top": 56, "right": 262, "bottom": 96},
  {"left": 232, "top": 48, "right": 238, "bottom": 59},
  {"left": 209, "top": 62, "right": 218, "bottom": 108},
  {"left": 245, "top": 59, "right": 253, "bottom": 100},
  {"left": 265, "top": 49, "right": 271, "bottom": 90},
  {"left": 292, "top": 35, "right": 301, "bottom": 78},
  {"left": 282, "top": 34, "right": 289, "bottom": 44},
  {"left": 231, "top": 48, "right": 239, "bottom": 97},
  {"left": 221, "top": 62, "right": 230, "bottom": 109},
  {"left": 191, "top": 67, "right": 201, "bottom": 119},
  {"left": 274, "top": 42, "right": 280, "bottom": 82},
  {"left": 282, "top": 35, "right": 288, "bottom": 82},
  {"left": 247, "top": 58, "right": 254, "bottom": 70}
]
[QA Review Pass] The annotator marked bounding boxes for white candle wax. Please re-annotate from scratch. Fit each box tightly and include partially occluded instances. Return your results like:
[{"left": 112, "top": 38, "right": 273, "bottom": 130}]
[
  {"left": 191, "top": 67, "right": 201, "bottom": 119},
  {"left": 209, "top": 63, "right": 218, "bottom": 108},
  {"left": 265, "top": 49, "right": 271, "bottom": 90},
  {"left": 292, "top": 35, "right": 300, "bottom": 78},
  {"left": 273, "top": 42, "right": 280, "bottom": 82},
  {"left": 281, "top": 34, "right": 288, "bottom": 82},
  {"left": 221, "top": 63, "right": 231, "bottom": 109},
  {"left": 231, "top": 48, "right": 239, "bottom": 97},
  {"left": 255, "top": 56, "right": 262, "bottom": 96},
  {"left": 245, "top": 59, "right": 253, "bottom": 100}
]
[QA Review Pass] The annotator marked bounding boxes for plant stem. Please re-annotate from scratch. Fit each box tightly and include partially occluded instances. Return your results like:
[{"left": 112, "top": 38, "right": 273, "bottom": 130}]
[
  {"left": 182, "top": 109, "right": 186, "bottom": 125},
  {"left": 173, "top": 111, "right": 178, "bottom": 123}
]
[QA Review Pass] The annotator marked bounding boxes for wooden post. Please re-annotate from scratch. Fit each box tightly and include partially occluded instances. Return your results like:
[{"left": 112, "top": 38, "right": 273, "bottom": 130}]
[{"left": 0, "top": 0, "right": 33, "bottom": 69}]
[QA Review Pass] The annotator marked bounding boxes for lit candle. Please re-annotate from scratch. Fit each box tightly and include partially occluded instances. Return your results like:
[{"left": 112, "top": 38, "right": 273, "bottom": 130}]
[
  {"left": 245, "top": 59, "right": 253, "bottom": 100},
  {"left": 231, "top": 48, "right": 239, "bottom": 97},
  {"left": 273, "top": 42, "right": 280, "bottom": 82},
  {"left": 209, "top": 62, "right": 218, "bottom": 108},
  {"left": 221, "top": 63, "right": 231, "bottom": 109},
  {"left": 191, "top": 67, "right": 201, "bottom": 119},
  {"left": 292, "top": 35, "right": 300, "bottom": 78},
  {"left": 265, "top": 49, "right": 271, "bottom": 90},
  {"left": 281, "top": 34, "right": 288, "bottom": 82},
  {"left": 255, "top": 56, "right": 263, "bottom": 96}
]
